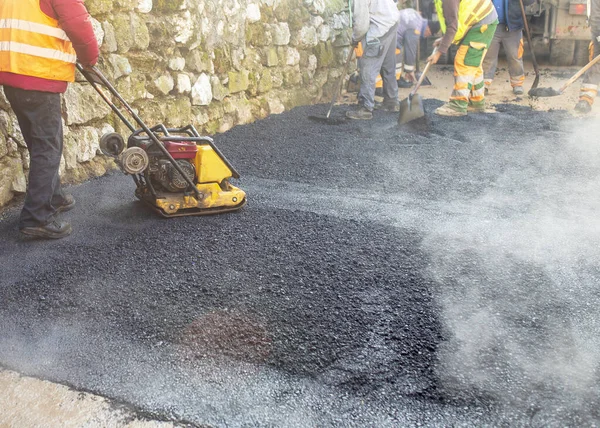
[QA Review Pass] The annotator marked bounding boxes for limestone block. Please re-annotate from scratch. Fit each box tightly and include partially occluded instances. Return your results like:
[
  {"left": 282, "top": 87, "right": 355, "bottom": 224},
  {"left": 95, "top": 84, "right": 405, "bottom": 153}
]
[
  {"left": 271, "top": 69, "right": 284, "bottom": 88},
  {"left": 258, "top": 69, "right": 273, "bottom": 94},
  {"left": 307, "top": 54, "right": 318, "bottom": 78},
  {"left": 210, "top": 76, "right": 229, "bottom": 101},
  {"left": 231, "top": 48, "right": 246, "bottom": 71},
  {"left": 116, "top": 0, "right": 137, "bottom": 9},
  {"left": 11, "top": 160, "right": 26, "bottom": 193},
  {"left": 101, "top": 22, "right": 118, "bottom": 53},
  {"left": 6, "top": 138, "right": 18, "bottom": 156},
  {"left": 317, "top": 24, "right": 331, "bottom": 42},
  {"left": 191, "top": 74, "right": 213, "bottom": 106},
  {"left": 0, "top": 110, "right": 12, "bottom": 137},
  {"left": 73, "top": 127, "right": 101, "bottom": 163},
  {"left": 266, "top": 94, "right": 285, "bottom": 114},
  {"left": 271, "top": 23, "right": 291, "bottom": 46},
  {"left": 154, "top": 74, "right": 175, "bottom": 95},
  {"left": 304, "top": 0, "right": 326, "bottom": 14},
  {"left": 164, "top": 97, "right": 192, "bottom": 127},
  {"left": 331, "top": 13, "right": 350, "bottom": 30},
  {"left": 283, "top": 67, "right": 302, "bottom": 87},
  {"left": 10, "top": 115, "right": 25, "bottom": 148},
  {"left": 0, "top": 157, "right": 16, "bottom": 207},
  {"left": 313, "top": 41, "right": 334, "bottom": 68},
  {"left": 263, "top": 47, "right": 279, "bottom": 67},
  {"left": 311, "top": 16, "right": 324, "bottom": 28},
  {"left": 285, "top": 47, "right": 300, "bottom": 66},
  {"left": 186, "top": 50, "right": 214, "bottom": 74},
  {"left": 91, "top": 18, "right": 105, "bottom": 48},
  {"left": 107, "top": 54, "right": 133, "bottom": 79},
  {"left": 169, "top": 57, "right": 186, "bottom": 71},
  {"left": 228, "top": 71, "right": 250, "bottom": 93},
  {"left": 0, "top": 87, "right": 9, "bottom": 110},
  {"left": 246, "top": 23, "right": 272, "bottom": 47},
  {"left": 177, "top": 74, "right": 192, "bottom": 94},
  {"left": 246, "top": 3, "right": 261, "bottom": 22},
  {"left": 132, "top": 14, "right": 151, "bottom": 50},
  {"left": 113, "top": 14, "right": 134, "bottom": 53},
  {"left": 86, "top": 0, "right": 114, "bottom": 15},
  {"left": 173, "top": 11, "right": 194, "bottom": 45},
  {"left": 64, "top": 84, "right": 112, "bottom": 125},
  {"left": 0, "top": 133, "right": 7, "bottom": 158},
  {"left": 137, "top": 0, "right": 153, "bottom": 13},
  {"left": 154, "top": 0, "right": 185, "bottom": 12},
  {"left": 21, "top": 150, "right": 30, "bottom": 170},
  {"left": 292, "top": 26, "right": 318, "bottom": 48}
]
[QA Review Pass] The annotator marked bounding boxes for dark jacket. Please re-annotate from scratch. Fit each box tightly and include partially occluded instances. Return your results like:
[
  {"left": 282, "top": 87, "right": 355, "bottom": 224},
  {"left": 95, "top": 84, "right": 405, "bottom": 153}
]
[
  {"left": 0, "top": 0, "right": 99, "bottom": 93},
  {"left": 493, "top": 0, "right": 535, "bottom": 32}
]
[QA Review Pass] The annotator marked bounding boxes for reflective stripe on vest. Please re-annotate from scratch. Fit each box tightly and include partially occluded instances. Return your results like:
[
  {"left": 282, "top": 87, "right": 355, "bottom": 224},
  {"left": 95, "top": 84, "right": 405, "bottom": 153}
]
[
  {"left": 0, "top": 0, "right": 76, "bottom": 82},
  {"left": 435, "top": 0, "right": 494, "bottom": 44}
]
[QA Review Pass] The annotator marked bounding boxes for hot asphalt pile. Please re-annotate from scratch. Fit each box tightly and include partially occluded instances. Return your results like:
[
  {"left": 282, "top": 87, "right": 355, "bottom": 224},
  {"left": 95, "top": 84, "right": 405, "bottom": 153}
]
[{"left": 1, "top": 100, "right": 599, "bottom": 426}]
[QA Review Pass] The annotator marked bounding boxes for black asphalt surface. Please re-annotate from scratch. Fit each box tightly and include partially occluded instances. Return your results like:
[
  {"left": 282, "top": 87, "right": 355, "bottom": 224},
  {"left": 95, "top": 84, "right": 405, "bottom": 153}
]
[{"left": 1, "top": 100, "right": 599, "bottom": 426}]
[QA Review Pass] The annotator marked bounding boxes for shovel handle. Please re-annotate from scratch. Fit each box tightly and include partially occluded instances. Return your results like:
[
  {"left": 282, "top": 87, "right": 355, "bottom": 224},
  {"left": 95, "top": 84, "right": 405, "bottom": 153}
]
[
  {"left": 558, "top": 54, "right": 600, "bottom": 93},
  {"left": 410, "top": 47, "right": 437, "bottom": 97}
]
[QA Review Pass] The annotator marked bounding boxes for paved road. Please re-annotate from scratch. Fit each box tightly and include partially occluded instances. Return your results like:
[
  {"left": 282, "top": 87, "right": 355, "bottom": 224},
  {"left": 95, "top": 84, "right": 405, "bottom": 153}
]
[{"left": 1, "top": 101, "right": 599, "bottom": 426}]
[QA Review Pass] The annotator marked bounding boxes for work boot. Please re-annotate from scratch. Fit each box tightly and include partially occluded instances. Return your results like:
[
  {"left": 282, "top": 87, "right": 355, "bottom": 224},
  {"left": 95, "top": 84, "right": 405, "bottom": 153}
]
[
  {"left": 20, "top": 220, "right": 72, "bottom": 239},
  {"left": 346, "top": 106, "right": 373, "bottom": 120},
  {"left": 374, "top": 101, "right": 400, "bottom": 112},
  {"left": 434, "top": 104, "right": 467, "bottom": 117},
  {"left": 574, "top": 100, "right": 592, "bottom": 114},
  {"left": 55, "top": 194, "right": 76, "bottom": 213},
  {"left": 513, "top": 86, "right": 524, "bottom": 96}
]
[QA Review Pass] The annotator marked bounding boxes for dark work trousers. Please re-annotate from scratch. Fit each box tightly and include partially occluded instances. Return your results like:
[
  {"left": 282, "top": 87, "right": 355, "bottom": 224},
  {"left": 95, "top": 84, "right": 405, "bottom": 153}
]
[
  {"left": 358, "top": 23, "right": 399, "bottom": 110},
  {"left": 4, "top": 86, "right": 67, "bottom": 228}
]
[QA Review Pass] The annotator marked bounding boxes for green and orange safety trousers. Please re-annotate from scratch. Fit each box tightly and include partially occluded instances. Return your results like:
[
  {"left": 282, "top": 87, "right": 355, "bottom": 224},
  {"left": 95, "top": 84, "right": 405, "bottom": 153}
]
[{"left": 449, "top": 21, "right": 498, "bottom": 113}]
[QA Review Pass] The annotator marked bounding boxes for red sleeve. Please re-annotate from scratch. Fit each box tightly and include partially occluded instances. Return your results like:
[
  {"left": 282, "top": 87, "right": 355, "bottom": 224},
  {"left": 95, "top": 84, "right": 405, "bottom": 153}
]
[{"left": 49, "top": 0, "right": 99, "bottom": 66}]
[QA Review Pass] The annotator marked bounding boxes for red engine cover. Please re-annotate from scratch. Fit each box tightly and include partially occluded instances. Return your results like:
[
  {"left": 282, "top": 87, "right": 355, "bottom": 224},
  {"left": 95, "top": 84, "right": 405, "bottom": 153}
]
[{"left": 163, "top": 141, "right": 198, "bottom": 159}]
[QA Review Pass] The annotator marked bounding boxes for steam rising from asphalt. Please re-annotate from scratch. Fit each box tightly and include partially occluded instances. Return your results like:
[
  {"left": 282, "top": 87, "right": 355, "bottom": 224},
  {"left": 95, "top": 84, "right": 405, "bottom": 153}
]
[{"left": 423, "top": 119, "right": 600, "bottom": 422}]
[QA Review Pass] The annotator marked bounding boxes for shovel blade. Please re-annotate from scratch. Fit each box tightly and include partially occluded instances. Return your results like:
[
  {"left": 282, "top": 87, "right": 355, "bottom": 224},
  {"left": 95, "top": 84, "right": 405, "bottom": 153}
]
[
  {"left": 398, "top": 94, "right": 425, "bottom": 125},
  {"left": 528, "top": 87, "right": 561, "bottom": 97}
]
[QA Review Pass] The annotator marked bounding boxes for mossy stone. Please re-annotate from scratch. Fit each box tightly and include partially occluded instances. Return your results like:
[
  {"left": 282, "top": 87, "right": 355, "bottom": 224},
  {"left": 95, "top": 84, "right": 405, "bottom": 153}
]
[
  {"left": 154, "top": 0, "right": 185, "bottom": 12},
  {"left": 86, "top": 0, "right": 114, "bottom": 15},
  {"left": 213, "top": 47, "right": 232, "bottom": 75},
  {"left": 228, "top": 71, "right": 250, "bottom": 93},
  {"left": 246, "top": 23, "right": 272, "bottom": 47},
  {"left": 313, "top": 42, "right": 334, "bottom": 68},
  {"left": 258, "top": 69, "right": 273, "bottom": 94}
]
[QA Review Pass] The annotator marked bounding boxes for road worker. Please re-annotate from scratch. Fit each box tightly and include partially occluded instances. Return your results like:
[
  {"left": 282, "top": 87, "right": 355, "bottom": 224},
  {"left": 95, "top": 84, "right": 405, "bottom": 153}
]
[
  {"left": 427, "top": 0, "right": 499, "bottom": 116},
  {"left": 574, "top": 0, "right": 600, "bottom": 113},
  {"left": 482, "top": 0, "right": 535, "bottom": 96},
  {"left": 0, "top": 0, "right": 99, "bottom": 239},
  {"left": 346, "top": 0, "right": 401, "bottom": 120},
  {"left": 396, "top": 8, "right": 441, "bottom": 87}
]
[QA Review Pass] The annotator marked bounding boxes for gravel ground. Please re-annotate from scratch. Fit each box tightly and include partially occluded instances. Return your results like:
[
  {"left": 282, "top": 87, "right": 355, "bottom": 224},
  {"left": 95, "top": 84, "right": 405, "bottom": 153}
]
[{"left": 0, "top": 101, "right": 599, "bottom": 426}]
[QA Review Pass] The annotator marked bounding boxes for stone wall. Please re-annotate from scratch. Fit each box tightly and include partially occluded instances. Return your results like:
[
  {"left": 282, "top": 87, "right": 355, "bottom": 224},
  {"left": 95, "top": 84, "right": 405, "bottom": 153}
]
[{"left": 0, "top": 0, "right": 353, "bottom": 207}]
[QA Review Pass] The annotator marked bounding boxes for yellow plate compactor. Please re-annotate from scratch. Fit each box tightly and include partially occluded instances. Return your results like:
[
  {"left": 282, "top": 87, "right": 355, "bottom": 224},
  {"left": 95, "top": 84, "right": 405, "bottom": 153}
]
[{"left": 79, "top": 64, "right": 246, "bottom": 217}]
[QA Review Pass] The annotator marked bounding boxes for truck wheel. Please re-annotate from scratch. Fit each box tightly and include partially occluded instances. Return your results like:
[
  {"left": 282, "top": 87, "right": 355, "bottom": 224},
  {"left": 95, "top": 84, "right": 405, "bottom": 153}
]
[{"left": 549, "top": 39, "right": 576, "bottom": 66}]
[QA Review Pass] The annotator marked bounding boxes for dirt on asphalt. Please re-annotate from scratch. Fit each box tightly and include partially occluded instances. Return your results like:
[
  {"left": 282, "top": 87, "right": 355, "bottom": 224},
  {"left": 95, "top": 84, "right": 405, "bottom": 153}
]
[{"left": 1, "top": 66, "right": 599, "bottom": 427}]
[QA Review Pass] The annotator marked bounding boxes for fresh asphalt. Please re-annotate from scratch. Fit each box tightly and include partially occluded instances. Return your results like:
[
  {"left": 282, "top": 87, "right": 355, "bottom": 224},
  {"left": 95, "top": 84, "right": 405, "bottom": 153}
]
[{"left": 0, "top": 100, "right": 599, "bottom": 426}]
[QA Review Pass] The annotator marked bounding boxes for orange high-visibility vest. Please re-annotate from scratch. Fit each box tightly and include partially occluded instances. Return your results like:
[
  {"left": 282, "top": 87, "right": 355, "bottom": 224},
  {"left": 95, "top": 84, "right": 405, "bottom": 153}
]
[{"left": 0, "top": 0, "right": 77, "bottom": 82}]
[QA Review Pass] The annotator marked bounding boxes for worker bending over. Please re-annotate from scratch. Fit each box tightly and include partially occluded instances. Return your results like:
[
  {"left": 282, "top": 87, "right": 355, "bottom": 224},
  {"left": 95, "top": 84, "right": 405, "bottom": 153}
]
[
  {"left": 575, "top": 0, "right": 600, "bottom": 113},
  {"left": 346, "top": 0, "right": 400, "bottom": 120},
  {"left": 427, "top": 0, "right": 499, "bottom": 116},
  {"left": 482, "top": 0, "right": 534, "bottom": 96},
  {"left": 396, "top": 8, "right": 441, "bottom": 87}
]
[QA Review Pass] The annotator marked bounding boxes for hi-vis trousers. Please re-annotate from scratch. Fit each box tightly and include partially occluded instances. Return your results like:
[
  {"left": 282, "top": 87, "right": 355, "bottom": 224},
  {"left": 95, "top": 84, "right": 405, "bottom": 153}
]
[
  {"left": 482, "top": 26, "right": 525, "bottom": 88},
  {"left": 449, "top": 21, "right": 498, "bottom": 112}
]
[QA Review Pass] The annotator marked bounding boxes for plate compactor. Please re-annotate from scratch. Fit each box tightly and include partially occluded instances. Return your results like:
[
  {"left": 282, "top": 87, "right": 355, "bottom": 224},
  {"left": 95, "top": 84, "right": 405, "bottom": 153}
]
[{"left": 79, "top": 64, "right": 246, "bottom": 217}]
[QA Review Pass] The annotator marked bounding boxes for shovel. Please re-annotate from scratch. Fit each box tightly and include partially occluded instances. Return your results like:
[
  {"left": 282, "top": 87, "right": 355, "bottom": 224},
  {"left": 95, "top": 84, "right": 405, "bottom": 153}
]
[
  {"left": 518, "top": 0, "right": 541, "bottom": 91},
  {"left": 529, "top": 54, "right": 600, "bottom": 97},
  {"left": 308, "top": 47, "right": 355, "bottom": 124},
  {"left": 398, "top": 48, "right": 436, "bottom": 125}
]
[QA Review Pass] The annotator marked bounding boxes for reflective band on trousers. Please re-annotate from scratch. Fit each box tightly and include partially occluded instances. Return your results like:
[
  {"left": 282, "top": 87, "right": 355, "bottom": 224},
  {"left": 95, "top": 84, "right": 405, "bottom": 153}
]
[{"left": 435, "top": 0, "right": 494, "bottom": 43}]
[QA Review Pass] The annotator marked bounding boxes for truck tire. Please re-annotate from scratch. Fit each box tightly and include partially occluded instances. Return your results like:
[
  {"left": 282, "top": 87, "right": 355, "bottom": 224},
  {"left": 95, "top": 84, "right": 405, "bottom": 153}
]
[{"left": 549, "top": 39, "right": 576, "bottom": 66}]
